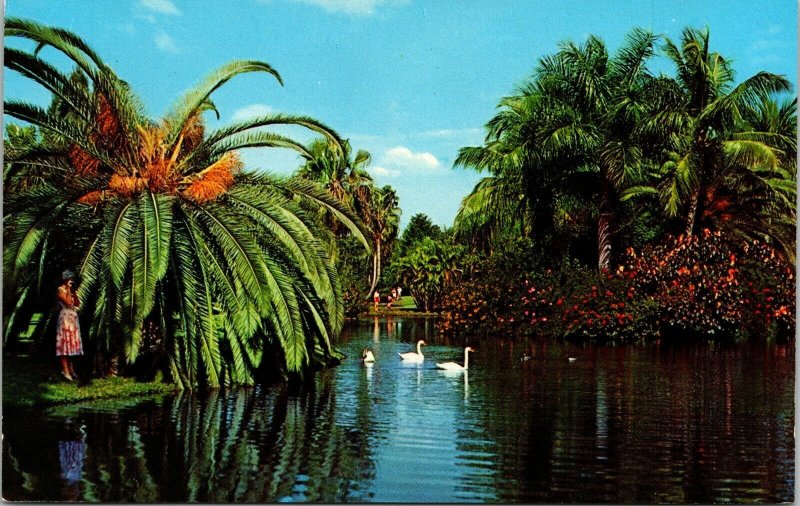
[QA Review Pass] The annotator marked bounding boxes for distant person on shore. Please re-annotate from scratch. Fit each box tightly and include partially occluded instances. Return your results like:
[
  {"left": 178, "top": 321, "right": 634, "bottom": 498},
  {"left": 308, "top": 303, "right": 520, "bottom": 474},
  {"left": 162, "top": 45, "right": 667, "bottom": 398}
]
[
  {"left": 56, "top": 270, "right": 83, "bottom": 381},
  {"left": 374, "top": 290, "right": 380, "bottom": 311},
  {"left": 391, "top": 288, "right": 398, "bottom": 301},
  {"left": 387, "top": 293, "right": 394, "bottom": 309},
  {"left": 397, "top": 286, "right": 402, "bottom": 299}
]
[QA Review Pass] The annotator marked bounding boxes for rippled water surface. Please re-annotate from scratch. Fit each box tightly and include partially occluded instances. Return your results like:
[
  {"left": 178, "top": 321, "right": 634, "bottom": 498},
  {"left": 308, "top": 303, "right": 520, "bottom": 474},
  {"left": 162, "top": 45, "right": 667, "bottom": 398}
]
[{"left": 3, "top": 318, "right": 794, "bottom": 502}]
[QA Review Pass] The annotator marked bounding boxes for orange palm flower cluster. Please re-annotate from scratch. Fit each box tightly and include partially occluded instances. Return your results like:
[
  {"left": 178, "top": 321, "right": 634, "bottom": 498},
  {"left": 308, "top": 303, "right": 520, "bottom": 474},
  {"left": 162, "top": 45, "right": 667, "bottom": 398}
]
[
  {"left": 73, "top": 103, "right": 240, "bottom": 205},
  {"left": 109, "top": 174, "right": 148, "bottom": 197},
  {"left": 183, "top": 152, "right": 241, "bottom": 204}
]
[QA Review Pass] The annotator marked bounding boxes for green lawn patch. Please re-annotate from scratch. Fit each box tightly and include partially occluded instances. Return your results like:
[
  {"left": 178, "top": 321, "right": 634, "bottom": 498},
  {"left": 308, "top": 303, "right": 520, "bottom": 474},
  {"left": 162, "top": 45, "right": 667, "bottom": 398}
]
[
  {"left": 3, "top": 355, "right": 177, "bottom": 408},
  {"left": 361, "top": 296, "right": 440, "bottom": 317}
]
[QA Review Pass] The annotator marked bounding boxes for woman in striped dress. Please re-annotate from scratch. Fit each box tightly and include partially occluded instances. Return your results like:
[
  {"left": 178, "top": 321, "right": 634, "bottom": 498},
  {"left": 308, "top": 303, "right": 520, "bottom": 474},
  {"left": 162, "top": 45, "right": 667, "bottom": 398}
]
[{"left": 56, "top": 270, "right": 83, "bottom": 381}]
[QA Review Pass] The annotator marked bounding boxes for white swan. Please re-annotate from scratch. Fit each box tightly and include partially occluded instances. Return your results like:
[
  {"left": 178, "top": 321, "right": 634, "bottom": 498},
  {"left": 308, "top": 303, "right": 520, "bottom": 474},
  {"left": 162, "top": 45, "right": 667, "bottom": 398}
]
[
  {"left": 362, "top": 349, "right": 375, "bottom": 363},
  {"left": 437, "top": 346, "right": 475, "bottom": 371},
  {"left": 398, "top": 340, "right": 426, "bottom": 362}
]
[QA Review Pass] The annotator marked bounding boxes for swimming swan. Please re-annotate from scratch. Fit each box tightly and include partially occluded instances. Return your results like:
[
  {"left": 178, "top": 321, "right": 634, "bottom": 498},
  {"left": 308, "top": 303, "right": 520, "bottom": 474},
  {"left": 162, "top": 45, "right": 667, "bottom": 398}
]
[
  {"left": 398, "top": 340, "right": 426, "bottom": 362},
  {"left": 437, "top": 347, "right": 475, "bottom": 371},
  {"left": 362, "top": 349, "right": 375, "bottom": 363}
]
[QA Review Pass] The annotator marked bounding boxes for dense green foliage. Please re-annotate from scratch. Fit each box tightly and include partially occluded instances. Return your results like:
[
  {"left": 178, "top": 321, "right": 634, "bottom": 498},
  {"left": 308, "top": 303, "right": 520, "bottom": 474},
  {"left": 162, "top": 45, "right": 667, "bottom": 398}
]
[
  {"left": 396, "top": 236, "right": 464, "bottom": 312},
  {"left": 3, "top": 18, "right": 370, "bottom": 387},
  {"left": 293, "top": 138, "right": 402, "bottom": 312},
  {"left": 439, "top": 25, "right": 795, "bottom": 342},
  {"left": 335, "top": 236, "right": 373, "bottom": 317},
  {"left": 455, "top": 27, "right": 795, "bottom": 267},
  {"left": 383, "top": 212, "right": 442, "bottom": 288},
  {"left": 397, "top": 213, "right": 442, "bottom": 256}
]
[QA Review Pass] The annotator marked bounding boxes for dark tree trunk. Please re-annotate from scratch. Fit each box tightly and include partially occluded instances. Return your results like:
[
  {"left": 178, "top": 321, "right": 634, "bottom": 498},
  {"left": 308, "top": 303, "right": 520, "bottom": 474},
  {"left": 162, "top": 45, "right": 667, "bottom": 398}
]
[
  {"left": 684, "top": 186, "right": 700, "bottom": 237},
  {"left": 597, "top": 180, "right": 613, "bottom": 271}
]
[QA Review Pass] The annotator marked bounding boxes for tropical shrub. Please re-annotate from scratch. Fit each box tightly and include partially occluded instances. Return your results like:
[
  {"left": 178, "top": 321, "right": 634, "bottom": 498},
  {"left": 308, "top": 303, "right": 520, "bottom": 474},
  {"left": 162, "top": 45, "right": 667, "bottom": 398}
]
[
  {"left": 3, "top": 18, "right": 369, "bottom": 387},
  {"left": 438, "top": 239, "right": 544, "bottom": 337},
  {"left": 739, "top": 241, "right": 795, "bottom": 340},
  {"left": 335, "top": 236, "right": 372, "bottom": 318},
  {"left": 439, "top": 231, "right": 795, "bottom": 342},
  {"left": 397, "top": 237, "right": 463, "bottom": 312}
]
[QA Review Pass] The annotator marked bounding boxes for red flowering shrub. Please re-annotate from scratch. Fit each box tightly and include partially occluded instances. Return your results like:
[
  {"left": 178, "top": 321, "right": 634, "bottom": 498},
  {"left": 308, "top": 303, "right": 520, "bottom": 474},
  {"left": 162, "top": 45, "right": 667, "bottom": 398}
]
[
  {"left": 438, "top": 260, "right": 520, "bottom": 337},
  {"left": 618, "top": 229, "right": 794, "bottom": 340},
  {"left": 439, "top": 231, "right": 795, "bottom": 342},
  {"left": 737, "top": 240, "right": 795, "bottom": 340},
  {"left": 560, "top": 277, "right": 658, "bottom": 342}
]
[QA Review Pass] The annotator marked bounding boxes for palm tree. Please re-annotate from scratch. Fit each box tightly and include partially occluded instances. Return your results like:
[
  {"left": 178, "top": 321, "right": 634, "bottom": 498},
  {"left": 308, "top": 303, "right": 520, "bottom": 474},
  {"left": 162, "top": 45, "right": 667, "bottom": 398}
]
[
  {"left": 636, "top": 27, "right": 792, "bottom": 237},
  {"left": 457, "top": 28, "right": 660, "bottom": 269},
  {"left": 296, "top": 138, "right": 374, "bottom": 235},
  {"left": 362, "top": 185, "right": 401, "bottom": 296},
  {"left": 3, "top": 18, "right": 368, "bottom": 386},
  {"left": 708, "top": 93, "right": 796, "bottom": 257},
  {"left": 452, "top": 166, "right": 528, "bottom": 252}
]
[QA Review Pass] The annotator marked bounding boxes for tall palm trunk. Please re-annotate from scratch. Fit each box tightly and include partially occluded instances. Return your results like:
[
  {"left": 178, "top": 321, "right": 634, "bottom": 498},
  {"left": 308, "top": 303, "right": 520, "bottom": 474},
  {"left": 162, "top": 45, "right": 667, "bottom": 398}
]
[
  {"left": 685, "top": 141, "right": 709, "bottom": 237},
  {"left": 597, "top": 181, "right": 613, "bottom": 271},
  {"left": 684, "top": 187, "right": 700, "bottom": 237},
  {"left": 367, "top": 240, "right": 381, "bottom": 297}
]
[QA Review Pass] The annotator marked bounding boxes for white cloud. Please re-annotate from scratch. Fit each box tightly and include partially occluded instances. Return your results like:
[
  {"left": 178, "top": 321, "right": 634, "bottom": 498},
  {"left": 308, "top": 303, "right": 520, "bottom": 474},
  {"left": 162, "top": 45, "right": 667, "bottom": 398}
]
[
  {"left": 382, "top": 145, "right": 441, "bottom": 171},
  {"left": 154, "top": 32, "right": 180, "bottom": 54},
  {"left": 286, "top": 0, "right": 408, "bottom": 16},
  {"left": 135, "top": 13, "right": 157, "bottom": 23},
  {"left": 370, "top": 166, "right": 400, "bottom": 178},
  {"left": 139, "top": 0, "right": 181, "bottom": 15},
  {"left": 231, "top": 104, "right": 274, "bottom": 123}
]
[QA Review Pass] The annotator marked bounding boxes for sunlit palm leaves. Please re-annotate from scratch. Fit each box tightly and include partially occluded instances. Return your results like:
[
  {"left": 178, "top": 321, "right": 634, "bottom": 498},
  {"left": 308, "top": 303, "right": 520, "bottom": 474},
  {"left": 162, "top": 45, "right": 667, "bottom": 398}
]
[
  {"left": 456, "top": 28, "right": 660, "bottom": 269},
  {"left": 397, "top": 237, "right": 463, "bottom": 312},
  {"left": 637, "top": 27, "right": 792, "bottom": 239},
  {"left": 4, "top": 18, "right": 367, "bottom": 386},
  {"left": 361, "top": 185, "right": 401, "bottom": 295}
]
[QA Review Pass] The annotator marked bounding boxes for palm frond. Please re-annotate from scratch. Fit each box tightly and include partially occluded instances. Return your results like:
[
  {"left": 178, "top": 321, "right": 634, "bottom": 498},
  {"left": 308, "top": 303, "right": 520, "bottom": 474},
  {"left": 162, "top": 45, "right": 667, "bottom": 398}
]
[{"left": 163, "top": 60, "right": 283, "bottom": 145}]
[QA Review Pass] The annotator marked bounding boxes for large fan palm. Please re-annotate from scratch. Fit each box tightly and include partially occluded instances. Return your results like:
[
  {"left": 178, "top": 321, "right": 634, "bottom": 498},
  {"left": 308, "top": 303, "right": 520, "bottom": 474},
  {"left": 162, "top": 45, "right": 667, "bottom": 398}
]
[{"left": 3, "top": 18, "right": 368, "bottom": 387}]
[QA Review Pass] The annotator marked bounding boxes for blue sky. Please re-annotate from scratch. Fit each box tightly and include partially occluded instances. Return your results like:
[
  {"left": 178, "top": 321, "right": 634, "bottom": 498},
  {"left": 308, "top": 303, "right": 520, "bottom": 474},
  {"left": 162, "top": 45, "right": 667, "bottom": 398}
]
[{"left": 4, "top": 0, "right": 797, "bottom": 230}]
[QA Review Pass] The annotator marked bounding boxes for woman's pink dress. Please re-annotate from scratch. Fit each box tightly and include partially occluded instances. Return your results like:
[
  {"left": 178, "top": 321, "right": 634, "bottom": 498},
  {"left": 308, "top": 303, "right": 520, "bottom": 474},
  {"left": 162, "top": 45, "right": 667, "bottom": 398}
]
[{"left": 56, "top": 291, "right": 83, "bottom": 356}]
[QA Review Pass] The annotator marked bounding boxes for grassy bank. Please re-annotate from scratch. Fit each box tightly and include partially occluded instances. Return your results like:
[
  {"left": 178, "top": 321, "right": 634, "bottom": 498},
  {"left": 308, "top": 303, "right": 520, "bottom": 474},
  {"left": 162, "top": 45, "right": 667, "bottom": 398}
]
[
  {"left": 3, "top": 355, "right": 177, "bottom": 408},
  {"left": 361, "top": 296, "right": 440, "bottom": 317}
]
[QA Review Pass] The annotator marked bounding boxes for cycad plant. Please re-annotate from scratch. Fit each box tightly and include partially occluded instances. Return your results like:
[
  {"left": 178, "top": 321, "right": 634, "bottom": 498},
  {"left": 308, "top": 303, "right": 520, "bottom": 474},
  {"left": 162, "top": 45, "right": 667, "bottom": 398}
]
[{"left": 3, "top": 18, "right": 369, "bottom": 387}]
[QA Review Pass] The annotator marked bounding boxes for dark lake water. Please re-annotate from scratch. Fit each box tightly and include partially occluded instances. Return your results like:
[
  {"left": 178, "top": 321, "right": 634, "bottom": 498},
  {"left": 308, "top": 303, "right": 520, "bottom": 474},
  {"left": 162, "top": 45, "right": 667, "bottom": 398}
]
[{"left": 3, "top": 317, "right": 795, "bottom": 502}]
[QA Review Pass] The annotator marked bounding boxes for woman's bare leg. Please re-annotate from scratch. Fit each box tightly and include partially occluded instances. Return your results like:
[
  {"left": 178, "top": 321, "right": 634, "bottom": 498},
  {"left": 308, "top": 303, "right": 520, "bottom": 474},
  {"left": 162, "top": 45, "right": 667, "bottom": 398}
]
[{"left": 60, "top": 357, "right": 73, "bottom": 380}]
